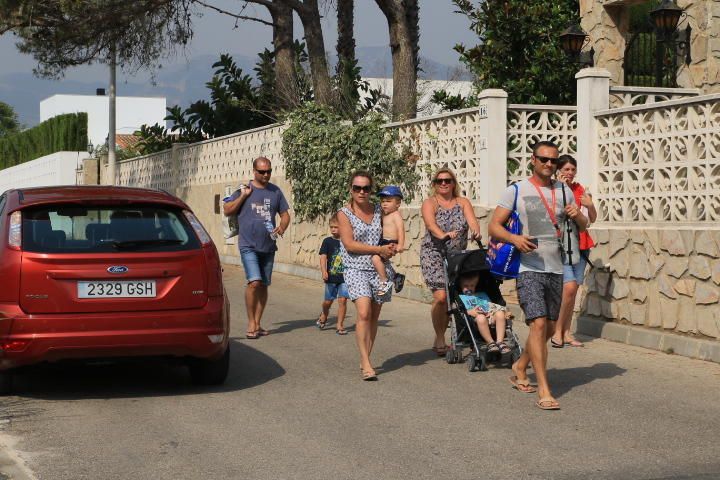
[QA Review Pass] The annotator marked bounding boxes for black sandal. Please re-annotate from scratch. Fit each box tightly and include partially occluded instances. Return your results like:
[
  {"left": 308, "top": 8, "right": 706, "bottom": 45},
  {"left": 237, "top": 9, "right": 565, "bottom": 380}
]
[
  {"left": 487, "top": 342, "right": 500, "bottom": 353},
  {"left": 498, "top": 342, "right": 511, "bottom": 354}
]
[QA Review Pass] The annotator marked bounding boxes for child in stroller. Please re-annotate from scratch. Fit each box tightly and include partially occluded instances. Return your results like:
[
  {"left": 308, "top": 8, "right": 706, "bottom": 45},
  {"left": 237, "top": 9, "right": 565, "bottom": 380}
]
[
  {"left": 442, "top": 246, "right": 522, "bottom": 372},
  {"left": 458, "top": 272, "right": 511, "bottom": 355}
]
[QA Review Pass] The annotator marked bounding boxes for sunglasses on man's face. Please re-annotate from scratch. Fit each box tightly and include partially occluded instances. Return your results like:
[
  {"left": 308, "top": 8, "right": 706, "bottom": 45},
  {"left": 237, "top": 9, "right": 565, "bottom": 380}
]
[
  {"left": 255, "top": 168, "right": 272, "bottom": 175},
  {"left": 534, "top": 155, "right": 558, "bottom": 165},
  {"left": 433, "top": 178, "right": 454, "bottom": 185},
  {"left": 351, "top": 185, "right": 372, "bottom": 193}
]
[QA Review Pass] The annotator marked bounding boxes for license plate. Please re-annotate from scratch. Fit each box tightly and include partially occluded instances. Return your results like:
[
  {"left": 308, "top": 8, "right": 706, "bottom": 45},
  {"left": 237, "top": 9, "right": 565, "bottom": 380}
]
[{"left": 78, "top": 280, "right": 156, "bottom": 298}]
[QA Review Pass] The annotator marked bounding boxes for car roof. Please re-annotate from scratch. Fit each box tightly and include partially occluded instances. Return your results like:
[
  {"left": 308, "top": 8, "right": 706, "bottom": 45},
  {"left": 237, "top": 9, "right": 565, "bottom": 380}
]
[{"left": 3, "top": 186, "right": 190, "bottom": 211}]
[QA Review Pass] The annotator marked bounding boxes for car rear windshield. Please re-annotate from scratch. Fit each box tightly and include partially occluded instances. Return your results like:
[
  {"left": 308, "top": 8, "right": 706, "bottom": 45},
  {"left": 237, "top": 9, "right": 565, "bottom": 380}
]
[{"left": 21, "top": 204, "right": 201, "bottom": 253}]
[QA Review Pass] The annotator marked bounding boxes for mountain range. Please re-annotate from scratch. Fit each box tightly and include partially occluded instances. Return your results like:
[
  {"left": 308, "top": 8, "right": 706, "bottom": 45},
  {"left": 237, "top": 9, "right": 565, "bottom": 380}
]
[{"left": 1, "top": 46, "right": 471, "bottom": 128}]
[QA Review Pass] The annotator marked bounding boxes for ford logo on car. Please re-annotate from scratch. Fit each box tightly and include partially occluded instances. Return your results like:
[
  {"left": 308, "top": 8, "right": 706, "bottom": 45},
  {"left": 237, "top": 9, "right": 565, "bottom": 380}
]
[{"left": 107, "top": 266, "right": 129, "bottom": 274}]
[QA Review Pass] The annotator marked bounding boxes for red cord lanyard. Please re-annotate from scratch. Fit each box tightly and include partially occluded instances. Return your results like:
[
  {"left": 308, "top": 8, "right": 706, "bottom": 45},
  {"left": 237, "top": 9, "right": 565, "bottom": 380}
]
[{"left": 529, "top": 178, "right": 561, "bottom": 238}]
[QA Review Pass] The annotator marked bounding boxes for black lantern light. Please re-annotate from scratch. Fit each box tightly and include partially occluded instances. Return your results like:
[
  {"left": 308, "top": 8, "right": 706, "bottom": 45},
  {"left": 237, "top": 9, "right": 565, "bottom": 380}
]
[
  {"left": 559, "top": 23, "right": 595, "bottom": 67},
  {"left": 650, "top": 0, "right": 683, "bottom": 41}
]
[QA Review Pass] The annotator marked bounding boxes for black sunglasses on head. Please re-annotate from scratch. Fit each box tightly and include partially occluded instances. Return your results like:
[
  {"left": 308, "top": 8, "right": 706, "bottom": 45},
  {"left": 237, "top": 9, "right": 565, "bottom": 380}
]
[
  {"left": 351, "top": 185, "right": 372, "bottom": 193},
  {"left": 534, "top": 155, "right": 558, "bottom": 165},
  {"left": 255, "top": 168, "right": 272, "bottom": 175},
  {"left": 433, "top": 178, "right": 454, "bottom": 185}
]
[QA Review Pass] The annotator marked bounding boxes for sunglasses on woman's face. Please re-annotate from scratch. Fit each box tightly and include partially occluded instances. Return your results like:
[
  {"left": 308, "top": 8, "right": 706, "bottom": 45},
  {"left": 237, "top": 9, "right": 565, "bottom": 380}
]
[
  {"left": 351, "top": 185, "right": 372, "bottom": 193},
  {"left": 433, "top": 178, "right": 454, "bottom": 185}
]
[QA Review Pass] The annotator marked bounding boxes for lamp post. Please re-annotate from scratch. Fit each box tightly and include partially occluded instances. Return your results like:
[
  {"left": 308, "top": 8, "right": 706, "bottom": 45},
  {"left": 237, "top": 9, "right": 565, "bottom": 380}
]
[
  {"left": 559, "top": 23, "right": 595, "bottom": 68},
  {"left": 650, "top": 0, "right": 691, "bottom": 87}
]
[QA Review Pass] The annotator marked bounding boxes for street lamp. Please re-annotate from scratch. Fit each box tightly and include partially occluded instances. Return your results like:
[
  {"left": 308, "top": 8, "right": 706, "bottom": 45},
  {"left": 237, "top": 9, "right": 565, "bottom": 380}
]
[
  {"left": 559, "top": 23, "right": 595, "bottom": 67},
  {"left": 649, "top": 0, "right": 691, "bottom": 86}
]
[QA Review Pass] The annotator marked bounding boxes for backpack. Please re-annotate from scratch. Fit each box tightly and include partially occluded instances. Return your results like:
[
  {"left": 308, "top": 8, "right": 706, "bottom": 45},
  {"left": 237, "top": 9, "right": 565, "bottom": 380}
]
[{"left": 487, "top": 183, "right": 521, "bottom": 279}]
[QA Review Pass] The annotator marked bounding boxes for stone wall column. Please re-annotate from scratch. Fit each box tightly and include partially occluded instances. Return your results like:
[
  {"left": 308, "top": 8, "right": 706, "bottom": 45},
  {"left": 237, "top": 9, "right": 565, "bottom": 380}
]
[
  {"left": 477, "top": 89, "right": 508, "bottom": 207},
  {"left": 575, "top": 68, "right": 610, "bottom": 194}
]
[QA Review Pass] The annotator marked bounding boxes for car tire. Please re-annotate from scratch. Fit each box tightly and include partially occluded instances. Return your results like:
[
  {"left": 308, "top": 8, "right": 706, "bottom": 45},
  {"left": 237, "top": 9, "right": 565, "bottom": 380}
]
[
  {"left": 189, "top": 346, "right": 230, "bottom": 386},
  {"left": 0, "top": 372, "right": 14, "bottom": 395}
]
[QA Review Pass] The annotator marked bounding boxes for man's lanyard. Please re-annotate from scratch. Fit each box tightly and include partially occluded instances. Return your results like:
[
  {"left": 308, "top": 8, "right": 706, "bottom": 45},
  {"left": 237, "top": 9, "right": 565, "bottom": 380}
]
[{"left": 529, "top": 178, "right": 561, "bottom": 238}]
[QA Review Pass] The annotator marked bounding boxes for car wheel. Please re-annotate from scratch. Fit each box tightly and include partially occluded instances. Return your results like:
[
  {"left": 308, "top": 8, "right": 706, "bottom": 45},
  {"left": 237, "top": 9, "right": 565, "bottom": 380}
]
[
  {"left": 0, "top": 371, "right": 14, "bottom": 395},
  {"left": 189, "top": 346, "right": 230, "bottom": 386}
]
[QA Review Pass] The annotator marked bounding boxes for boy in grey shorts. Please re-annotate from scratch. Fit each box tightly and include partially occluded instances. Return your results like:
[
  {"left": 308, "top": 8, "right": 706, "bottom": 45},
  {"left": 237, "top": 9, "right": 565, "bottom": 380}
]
[{"left": 489, "top": 140, "right": 589, "bottom": 411}]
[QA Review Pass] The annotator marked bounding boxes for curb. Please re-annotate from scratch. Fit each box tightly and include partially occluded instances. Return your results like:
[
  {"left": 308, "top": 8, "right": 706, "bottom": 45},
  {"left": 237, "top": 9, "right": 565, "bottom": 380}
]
[{"left": 576, "top": 315, "right": 720, "bottom": 364}]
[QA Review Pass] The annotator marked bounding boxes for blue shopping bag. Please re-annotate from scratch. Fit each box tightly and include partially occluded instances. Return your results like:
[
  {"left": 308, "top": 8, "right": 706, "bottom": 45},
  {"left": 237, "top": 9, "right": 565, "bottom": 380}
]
[{"left": 487, "top": 183, "right": 521, "bottom": 279}]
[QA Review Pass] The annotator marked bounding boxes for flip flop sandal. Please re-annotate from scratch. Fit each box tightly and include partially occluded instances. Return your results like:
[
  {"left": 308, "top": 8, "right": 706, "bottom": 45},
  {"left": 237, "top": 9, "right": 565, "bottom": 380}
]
[
  {"left": 535, "top": 398, "right": 560, "bottom": 410},
  {"left": 565, "top": 339, "right": 584, "bottom": 347},
  {"left": 431, "top": 345, "right": 448, "bottom": 356},
  {"left": 256, "top": 328, "right": 270, "bottom": 336},
  {"left": 550, "top": 338, "right": 564, "bottom": 348},
  {"left": 246, "top": 331, "right": 260, "bottom": 340},
  {"left": 509, "top": 376, "right": 537, "bottom": 394},
  {"left": 316, "top": 316, "right": 327, "bottom": 330},
  {"left": 336, "top": 329, "right": 348, "bottom": 335},
  {"left": 361, "top": 370, "right": 378, "bottom": 381}
]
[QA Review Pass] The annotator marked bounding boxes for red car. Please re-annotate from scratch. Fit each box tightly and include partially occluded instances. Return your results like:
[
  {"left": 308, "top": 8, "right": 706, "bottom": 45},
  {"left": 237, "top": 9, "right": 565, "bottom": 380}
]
[{"left": 0, "top": 186, "right": 230, "bottom": 393}]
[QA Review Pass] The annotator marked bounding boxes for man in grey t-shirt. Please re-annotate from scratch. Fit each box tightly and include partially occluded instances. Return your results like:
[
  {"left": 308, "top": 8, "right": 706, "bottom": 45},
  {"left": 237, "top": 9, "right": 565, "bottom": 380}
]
[
  {"left": 224, "top": 157, "right": 291, "bottom": 340},
  {"left": 489, "top": 141, "right": 589, "bottom": 411}
]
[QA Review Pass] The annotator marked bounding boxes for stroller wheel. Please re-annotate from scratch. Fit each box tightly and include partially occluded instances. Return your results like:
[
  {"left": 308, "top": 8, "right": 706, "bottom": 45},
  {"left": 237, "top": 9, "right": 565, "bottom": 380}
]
[
  {"left": 466, "top": 354, "right": 477, "bottom": 372},
  {"left": 446, "top": 347, "right": 456, "bottom": 364},
  {"left": 510, "top": 347, "right": 522, "bottom": 365},
  {"left": 478, "top": 353, "right": 488, "bottom": 372}
]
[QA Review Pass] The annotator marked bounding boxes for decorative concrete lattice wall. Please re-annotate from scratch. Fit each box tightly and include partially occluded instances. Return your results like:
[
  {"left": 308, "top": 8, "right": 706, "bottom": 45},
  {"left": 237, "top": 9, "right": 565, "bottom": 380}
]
[
  {"left": 387, "top": 107, "right": 481, "bottom": 206},
  {"left": 609, "top": 86, "right": 701, "bottom": 108},
  {"left": 507, "top": 105, "right": 577, "bottom": 185},
  {"left": 595, "top": 93, "right": 720, "bottom": 224}
]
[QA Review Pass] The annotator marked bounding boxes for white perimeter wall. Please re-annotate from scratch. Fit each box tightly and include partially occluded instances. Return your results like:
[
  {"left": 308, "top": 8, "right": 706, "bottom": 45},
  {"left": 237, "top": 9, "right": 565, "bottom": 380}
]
[
  {"left": 40, "top": 95, "right": 167, "bottom": 148},
  {"left": 0, "top": 152, "right": 82, "bottom": 195}
]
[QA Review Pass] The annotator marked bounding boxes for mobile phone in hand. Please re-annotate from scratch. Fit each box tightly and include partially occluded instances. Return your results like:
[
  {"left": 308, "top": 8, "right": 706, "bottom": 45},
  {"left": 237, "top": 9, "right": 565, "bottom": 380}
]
[{"left": 529, "top": 237, "right": 539, "bottom": 247}]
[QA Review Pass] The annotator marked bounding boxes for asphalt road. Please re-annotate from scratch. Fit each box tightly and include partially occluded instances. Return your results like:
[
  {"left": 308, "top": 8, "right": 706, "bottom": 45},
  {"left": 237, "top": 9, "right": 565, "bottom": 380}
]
[{"left": 0, "top": 265, "right": 719, "bottom": 480}]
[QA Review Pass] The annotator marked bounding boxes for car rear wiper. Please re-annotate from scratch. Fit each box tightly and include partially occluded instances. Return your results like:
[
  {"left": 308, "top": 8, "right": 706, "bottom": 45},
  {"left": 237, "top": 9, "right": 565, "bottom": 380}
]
[{"left": 109, "top": 239, "right": 184, "bottom": 249}]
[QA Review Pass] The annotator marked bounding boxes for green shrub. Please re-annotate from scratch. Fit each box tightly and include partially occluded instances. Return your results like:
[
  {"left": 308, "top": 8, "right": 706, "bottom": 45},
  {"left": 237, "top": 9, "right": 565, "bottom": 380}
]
[
  {"left": 282, "top": 103, "right": 420, "bottom": 221},
  {"left": 0, "top": 113, "right": 88, "bottom": 169}
]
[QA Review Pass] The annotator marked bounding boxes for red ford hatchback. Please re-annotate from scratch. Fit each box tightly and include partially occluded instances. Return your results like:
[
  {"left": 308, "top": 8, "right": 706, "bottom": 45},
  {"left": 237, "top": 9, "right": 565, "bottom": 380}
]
[{"left": 0, "top": 186, "right": 230, "bottom": 392}]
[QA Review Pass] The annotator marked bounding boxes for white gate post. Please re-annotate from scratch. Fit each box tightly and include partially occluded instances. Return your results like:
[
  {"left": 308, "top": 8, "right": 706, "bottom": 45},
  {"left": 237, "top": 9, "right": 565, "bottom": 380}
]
[
  {"left": 575, "top": 68, "right": 610, "bottom": 194},
  {"left": 477, "top": 89, "right": 508, "bottom": 206}
]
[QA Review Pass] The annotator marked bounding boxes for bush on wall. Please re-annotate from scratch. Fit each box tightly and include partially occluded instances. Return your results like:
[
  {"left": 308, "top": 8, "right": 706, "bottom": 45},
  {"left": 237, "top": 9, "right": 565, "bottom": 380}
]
[
  {"left": 0, "top": 113, "right": 88, "bottom": 169},
  {"left": 282, "top": 103, "right": 421, "bottom": 221}
]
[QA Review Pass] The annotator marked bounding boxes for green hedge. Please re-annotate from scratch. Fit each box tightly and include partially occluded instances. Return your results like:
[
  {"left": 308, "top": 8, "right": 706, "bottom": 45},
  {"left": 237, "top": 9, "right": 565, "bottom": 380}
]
[{"left": 0, "top": 113, "right": 88, "bottom": 169}]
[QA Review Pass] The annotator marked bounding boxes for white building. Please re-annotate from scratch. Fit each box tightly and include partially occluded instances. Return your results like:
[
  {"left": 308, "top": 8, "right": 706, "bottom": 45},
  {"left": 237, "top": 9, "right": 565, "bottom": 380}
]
[
  {"left": 40, "top": 94, "right": 167, "bottom": 148},
  {"left": 363, "top": 78, "right": 474, "bottom": 117}
]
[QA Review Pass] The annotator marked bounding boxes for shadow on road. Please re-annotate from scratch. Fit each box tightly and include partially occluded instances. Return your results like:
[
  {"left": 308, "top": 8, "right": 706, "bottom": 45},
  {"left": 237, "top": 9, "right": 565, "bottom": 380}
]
[
  {"left": 547, "top": 362, "right": 627, "bottom": 398},
  {"left": 378, "top": 347, "right": 442, "bottom": 374},
  {"left": 8, "top": 339, "right": 285, "bottom": 400},
  {"left": 270, "top": 318, "right": 392, "bottom": 335}
]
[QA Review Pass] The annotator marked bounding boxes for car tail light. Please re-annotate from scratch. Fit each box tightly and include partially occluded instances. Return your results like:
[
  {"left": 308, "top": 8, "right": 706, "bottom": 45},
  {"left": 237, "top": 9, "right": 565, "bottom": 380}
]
[
  {"left": 1, "top": 340, "right": 29, "bottom": 352},
  {"left": 183, "top": 211, "right": 212, "bottom": 245},
  {"left": 8, "top": 211, "right": 21, "bottom": 249}
]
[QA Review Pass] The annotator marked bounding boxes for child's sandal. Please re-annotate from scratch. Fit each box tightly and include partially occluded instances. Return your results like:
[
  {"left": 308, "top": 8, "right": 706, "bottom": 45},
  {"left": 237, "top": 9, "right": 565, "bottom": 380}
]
[{"left": 487, "top": 342, "right": 500, "bottom": 353}]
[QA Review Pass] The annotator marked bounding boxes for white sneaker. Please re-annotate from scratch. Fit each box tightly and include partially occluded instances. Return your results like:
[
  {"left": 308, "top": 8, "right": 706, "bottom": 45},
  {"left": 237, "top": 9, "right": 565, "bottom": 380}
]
[{"left": 377, "top": 280, "right": 393, "bottom": 296}]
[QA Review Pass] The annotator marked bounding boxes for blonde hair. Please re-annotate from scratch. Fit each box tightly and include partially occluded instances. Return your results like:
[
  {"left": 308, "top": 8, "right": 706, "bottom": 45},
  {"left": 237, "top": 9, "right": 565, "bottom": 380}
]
[{"left": 430, "top": 167, "right": 460, "bottom": 197}]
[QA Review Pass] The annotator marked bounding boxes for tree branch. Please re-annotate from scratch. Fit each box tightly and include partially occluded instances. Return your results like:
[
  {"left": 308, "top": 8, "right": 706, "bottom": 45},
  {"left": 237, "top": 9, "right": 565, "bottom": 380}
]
[{"left": 194, "top": 0, "right": 274, "bottom": 26}]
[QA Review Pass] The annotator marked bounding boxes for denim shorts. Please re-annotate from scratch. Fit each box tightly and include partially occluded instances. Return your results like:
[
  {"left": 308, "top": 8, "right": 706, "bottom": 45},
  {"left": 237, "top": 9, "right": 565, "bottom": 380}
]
[
  {"left": 324, "top": 282, "right": 349, "bottom": 301},
  {"left": 563, "top": 250, "right": 588, "bottom": 285},
  {"left": 239, "top": 248, "right": 275, "bottom": 286}
]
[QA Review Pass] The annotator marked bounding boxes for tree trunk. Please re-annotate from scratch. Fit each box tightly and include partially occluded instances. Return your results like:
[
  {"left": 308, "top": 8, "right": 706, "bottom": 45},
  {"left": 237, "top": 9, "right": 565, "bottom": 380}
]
[
  {"left": 293, "top": 0, "right": 334, "bottom": 108},
  {"left": 269, "top": 1, "right": 297, "bottom": 110},
  {"left": 336, "top": 0, "right": 355, "bottom": 66},
  {"left": 375, "top": 0, "right": 419, "bottom": 120},
  {"left": 336, "top": 0, "right": 357, "bottom": 115}
]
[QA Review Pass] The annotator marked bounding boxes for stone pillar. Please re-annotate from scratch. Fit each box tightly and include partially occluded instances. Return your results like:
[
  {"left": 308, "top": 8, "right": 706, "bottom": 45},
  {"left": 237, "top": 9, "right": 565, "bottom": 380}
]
[
  {"left": 477, "top": 89, "right": 508, "bottom": 207},
  {"left": 576, "top": 68, "right": 611, "bottom": 195},
  {"left": 80, "top": 158, "right": 100, "bottom": 185}
]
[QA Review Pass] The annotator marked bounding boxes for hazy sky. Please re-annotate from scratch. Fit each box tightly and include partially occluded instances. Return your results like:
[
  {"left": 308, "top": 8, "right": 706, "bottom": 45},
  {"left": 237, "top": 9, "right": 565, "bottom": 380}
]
[{"left": 0, "top": 0, "right": 477, "bottom": 83}]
